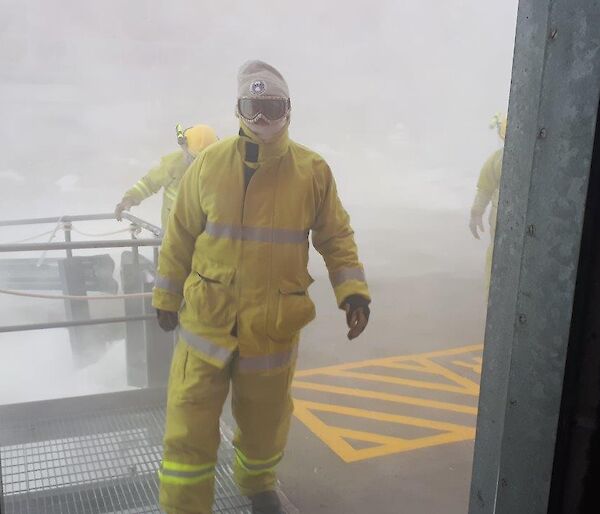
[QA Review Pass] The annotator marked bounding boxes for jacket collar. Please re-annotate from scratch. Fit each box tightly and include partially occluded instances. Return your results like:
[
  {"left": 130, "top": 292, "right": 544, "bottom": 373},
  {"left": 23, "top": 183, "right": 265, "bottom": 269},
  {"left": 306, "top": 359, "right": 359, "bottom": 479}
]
[{"left": 237, "top": 121, "right": 290, "bottom": 163}]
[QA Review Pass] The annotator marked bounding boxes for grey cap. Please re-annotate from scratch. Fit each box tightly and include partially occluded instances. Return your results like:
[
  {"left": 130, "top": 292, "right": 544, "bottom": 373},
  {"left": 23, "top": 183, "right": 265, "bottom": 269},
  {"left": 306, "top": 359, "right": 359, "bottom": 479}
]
[{"left": 237, "top": 60, "right": 289, "bottom": 98}]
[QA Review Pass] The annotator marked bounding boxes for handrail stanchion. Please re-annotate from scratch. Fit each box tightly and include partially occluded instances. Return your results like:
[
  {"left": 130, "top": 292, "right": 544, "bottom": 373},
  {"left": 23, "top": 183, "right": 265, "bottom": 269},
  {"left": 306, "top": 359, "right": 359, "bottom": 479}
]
[
  {"left": 130, "top": 223, "right": 140, "bottom": 268},
  {"left": 123, "top": 221, "right": 147, "bottom": 386},
  {"left": 146, "top": 233, "right": 172, "bottom": 387},
  {"left": 58, "top": 250, "right": 94, "bottom": 367},
  {"left": 153, "top": 244, "right": 159, "bottom": 270},
  {"left": 63, "top": 222, "right": 73, "bottom": 259}
]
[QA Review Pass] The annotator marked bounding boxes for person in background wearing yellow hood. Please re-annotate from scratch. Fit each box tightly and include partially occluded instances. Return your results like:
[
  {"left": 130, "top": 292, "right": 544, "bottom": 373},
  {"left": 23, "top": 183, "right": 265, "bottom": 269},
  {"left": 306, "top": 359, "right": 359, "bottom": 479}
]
[
  {"left": 152, "top": 60, "right": 371, "bottom": 514},
  {"left": 114, "top": 124, "right": 218, "bottom": 228},
  {"left": 469, "top": 113, "right": 507, "bottom": 295}
]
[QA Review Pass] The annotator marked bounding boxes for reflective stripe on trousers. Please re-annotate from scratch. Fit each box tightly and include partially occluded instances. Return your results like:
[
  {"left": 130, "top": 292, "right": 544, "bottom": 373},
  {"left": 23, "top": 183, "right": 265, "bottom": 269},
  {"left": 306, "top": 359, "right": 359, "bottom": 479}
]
[
  {"left": 158, "top": 460, "right": 215, "bottom": 485},
  {"left": 234, "top": 448, "right": 283, "bottom": 476}
]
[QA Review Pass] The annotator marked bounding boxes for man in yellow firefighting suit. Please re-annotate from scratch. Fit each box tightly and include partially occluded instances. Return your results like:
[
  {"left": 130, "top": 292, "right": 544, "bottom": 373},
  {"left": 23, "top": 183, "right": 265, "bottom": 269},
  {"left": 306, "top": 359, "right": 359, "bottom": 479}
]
[
  {"left": 469, "top": 113, "right": 507, "bottom": 295},
  {"left": 115, "top": 124, "right": 218, "bottom": 228},
  {"left": 152, "top": 60, "right": 371, "bottom": 514}
]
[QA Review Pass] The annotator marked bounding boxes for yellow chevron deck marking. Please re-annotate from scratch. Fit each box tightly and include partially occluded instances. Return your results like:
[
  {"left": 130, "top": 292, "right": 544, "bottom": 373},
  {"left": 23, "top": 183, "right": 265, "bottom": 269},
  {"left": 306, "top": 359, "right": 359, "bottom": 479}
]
[{"left": 292, "top": 344, "right": 483, "bottom": 462}]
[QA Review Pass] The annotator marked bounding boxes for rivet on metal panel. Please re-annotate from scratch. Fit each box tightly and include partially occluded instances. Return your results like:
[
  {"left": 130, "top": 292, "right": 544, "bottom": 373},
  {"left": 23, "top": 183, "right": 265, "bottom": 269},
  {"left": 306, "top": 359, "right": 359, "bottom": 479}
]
[{"left": 518, "top": 314, "right": 527, "bottom": 324}]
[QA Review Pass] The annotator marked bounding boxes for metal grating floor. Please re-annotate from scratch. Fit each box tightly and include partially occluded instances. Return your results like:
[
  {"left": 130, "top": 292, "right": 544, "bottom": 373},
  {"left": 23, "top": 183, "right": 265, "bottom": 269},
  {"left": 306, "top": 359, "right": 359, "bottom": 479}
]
[{"left": 0, "top": 392, "right": 297, "bottom": 514}]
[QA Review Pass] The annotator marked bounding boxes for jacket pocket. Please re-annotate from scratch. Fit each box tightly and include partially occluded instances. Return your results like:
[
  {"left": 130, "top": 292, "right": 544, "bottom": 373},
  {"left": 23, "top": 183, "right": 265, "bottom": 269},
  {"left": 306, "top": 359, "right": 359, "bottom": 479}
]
[
  {"left": 184, "top": 259, "right": 236, "bottom": 329},
  {"left": 268, "top": 272, "right": 316, "bottom": 342}
]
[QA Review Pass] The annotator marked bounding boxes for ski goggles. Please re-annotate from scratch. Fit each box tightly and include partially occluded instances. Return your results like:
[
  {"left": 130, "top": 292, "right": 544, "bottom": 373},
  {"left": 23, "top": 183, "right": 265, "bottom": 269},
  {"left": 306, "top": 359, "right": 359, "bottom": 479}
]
[{"left": 237, "top": 97, "right": 291, "bottom": 122}]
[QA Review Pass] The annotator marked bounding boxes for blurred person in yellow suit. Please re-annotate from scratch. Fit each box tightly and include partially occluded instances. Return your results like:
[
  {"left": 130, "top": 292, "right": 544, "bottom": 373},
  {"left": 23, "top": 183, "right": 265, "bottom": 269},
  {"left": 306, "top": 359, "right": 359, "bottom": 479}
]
[
  {"left": 152, "top": 60, "right": 371, "bottom": 514},
  {"left": 115, "top": 124, "right": 218, "bottom": 228},
  {"left": 469, "top": 113, "right": 507, "bottom": 295}
]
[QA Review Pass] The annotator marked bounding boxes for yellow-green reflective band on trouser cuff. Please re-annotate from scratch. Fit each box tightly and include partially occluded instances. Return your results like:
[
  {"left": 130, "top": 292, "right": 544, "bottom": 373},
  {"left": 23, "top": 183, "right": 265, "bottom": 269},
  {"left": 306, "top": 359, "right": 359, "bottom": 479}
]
[
  {"left": 329, "top": 267, "right": 366, "bottom": 287},
  {"left": 234, "top": 449, "right": 283, "bottom": 476},
  {"left": 158, "top": 461, "right": 215, "bottom": 485}
]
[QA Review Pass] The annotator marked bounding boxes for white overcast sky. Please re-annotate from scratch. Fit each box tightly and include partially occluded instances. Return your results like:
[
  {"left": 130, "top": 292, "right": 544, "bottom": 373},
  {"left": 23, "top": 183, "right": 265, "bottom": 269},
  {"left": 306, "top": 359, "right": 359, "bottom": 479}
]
[{"left": 0, "top": 0, "right": 517, "bottom": 224}]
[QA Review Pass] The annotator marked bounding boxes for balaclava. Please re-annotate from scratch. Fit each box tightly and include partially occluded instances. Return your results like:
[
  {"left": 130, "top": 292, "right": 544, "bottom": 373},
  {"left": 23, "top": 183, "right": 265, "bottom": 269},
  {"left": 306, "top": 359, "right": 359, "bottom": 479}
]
[{"left": 237, "top": 60, "right": 290, "bottom": 142}]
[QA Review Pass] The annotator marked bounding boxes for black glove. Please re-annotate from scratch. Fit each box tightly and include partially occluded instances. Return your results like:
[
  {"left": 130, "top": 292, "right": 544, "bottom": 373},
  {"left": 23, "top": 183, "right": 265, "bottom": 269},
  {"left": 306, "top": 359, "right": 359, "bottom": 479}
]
[
  {"left": 343, "top": 294, "right": 371, "bottom": 323},
  {"left": 342, "top": 294, "right": 371, "bottom": 340},
  {"left": 157, "top": 309, "right": 179, "bottom": 332}
]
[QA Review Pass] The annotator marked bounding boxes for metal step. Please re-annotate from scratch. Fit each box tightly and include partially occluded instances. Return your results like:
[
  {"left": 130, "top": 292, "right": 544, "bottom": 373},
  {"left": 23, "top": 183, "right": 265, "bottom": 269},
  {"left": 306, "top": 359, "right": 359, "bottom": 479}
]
[{"left": 0, "top": 389, "right": 297, "bottom": 513}]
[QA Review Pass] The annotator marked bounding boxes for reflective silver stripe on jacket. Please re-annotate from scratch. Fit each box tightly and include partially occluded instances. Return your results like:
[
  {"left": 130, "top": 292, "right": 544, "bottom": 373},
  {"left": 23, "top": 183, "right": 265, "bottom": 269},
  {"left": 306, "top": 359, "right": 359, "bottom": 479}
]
[
  {"left": 238, "top": 346, "right": 297, "bottom": 373},
  {"left": 133, "top": 181, "right": 152, "bottom": 197},
  {"left": 205, "top": 221, "right": 308, "bottom": 244},
  {"left": 330, "top": 267, "right": 367, "bottom": 287},
  {"left": 179, "top": 327, "right": 233, "bottom": 365},
  {"left": 154, "top": 274, "right": 184, "bottom": 295}
]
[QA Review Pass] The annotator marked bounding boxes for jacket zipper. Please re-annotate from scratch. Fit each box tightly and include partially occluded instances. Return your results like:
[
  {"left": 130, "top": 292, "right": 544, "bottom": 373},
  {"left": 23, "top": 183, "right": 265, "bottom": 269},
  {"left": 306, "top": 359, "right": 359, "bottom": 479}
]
[{"left": 237, "top": 161, "right": 257, "bottom": 339}]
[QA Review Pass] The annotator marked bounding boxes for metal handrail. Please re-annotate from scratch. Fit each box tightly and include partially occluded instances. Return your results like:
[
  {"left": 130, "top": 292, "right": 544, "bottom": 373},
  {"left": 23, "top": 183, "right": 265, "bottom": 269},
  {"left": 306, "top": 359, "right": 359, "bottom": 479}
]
[
  {"left": 0, "top": 238, "right": 161, "bottom": 253},
  {"left": 0, "top": 213, "right": 163, "bottom": 335},
  {"left": 0, "top": 212, "right": 162, "bottom": 238},
  {"left": 0, "top": 213, "right": 116, "bottom": 227},
  {"left": 121, "top": 212, "right": 162, "bottom": 238},
  {"left": 0, "top": 315, "right": 156, "bottom": 334}
]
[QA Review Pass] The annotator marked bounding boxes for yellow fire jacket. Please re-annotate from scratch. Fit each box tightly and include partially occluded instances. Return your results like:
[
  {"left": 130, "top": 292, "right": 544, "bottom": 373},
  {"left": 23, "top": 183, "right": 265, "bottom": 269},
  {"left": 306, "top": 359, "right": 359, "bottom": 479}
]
[
  {"left": 152, "top": 127, "right": 370, "bottom": 370},
  {"left": 124, "top": 151, "right": 189, "bottom": 228}
]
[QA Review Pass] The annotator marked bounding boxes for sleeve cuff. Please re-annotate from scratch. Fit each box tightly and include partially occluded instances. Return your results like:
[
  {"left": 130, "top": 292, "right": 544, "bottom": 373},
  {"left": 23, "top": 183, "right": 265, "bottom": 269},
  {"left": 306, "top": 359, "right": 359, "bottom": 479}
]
[
  {"left": 152, "top": 289, "right": 183, "bottom": 312},
  {"left": 334, "top": 281, "right": 371, "bottom": 309}
]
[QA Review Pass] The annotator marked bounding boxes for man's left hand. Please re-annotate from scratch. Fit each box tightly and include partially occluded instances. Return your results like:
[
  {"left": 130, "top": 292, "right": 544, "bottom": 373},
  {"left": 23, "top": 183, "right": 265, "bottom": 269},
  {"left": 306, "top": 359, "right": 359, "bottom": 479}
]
[
  {"left": 343, "top": 295, "right": 371, "bottom": 340},
  {"left": 157, "top": 309, "right": 179, "bottom": 332}
]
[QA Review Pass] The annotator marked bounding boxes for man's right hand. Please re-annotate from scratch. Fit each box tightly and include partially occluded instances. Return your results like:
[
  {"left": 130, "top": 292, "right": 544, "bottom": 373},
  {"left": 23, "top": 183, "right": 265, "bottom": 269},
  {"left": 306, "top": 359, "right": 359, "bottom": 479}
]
[
  {"left": 157, "top": 309, "right": 179, "bottom": 332},
  {"left": 115, "top": 197, "right": 136, "bottom": 221},
  {"left": 469, "top": 212, "right": 485, "bottom": 240}
]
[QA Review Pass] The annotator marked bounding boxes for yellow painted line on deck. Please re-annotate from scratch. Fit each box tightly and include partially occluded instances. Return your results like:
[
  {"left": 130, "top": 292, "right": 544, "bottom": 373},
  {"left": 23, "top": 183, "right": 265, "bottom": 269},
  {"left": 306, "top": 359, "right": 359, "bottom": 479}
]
[
  {"left": 292, "top": 344, "right": 483, "bottom": 463},
  {"left": 292, "top": 380, "right": 478, "bottom": 415},
  {"left": 452, "top": 357, "right": 483, "bottom": 374},
  {"left": 416, "top": 357, "right": 480, "bottom": 394},
  {"left": 373, "top": 357, "right": 480, "bottom": 395},
  {"left": 294, "top": 400, "right": 476, "bottom": 463},
  {"left": 294, "top": 344, "right": 483, "bottom": 378},
  {"left": 321, "top": 368, "right": 478, "bottom": 396}
]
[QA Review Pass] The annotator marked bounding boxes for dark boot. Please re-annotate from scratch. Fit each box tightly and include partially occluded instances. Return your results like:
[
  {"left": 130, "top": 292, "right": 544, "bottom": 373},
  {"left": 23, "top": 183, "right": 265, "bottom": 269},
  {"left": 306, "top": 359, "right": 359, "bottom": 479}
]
[{"left": 249, "top": 490, "right": 284, "bottom": 514}]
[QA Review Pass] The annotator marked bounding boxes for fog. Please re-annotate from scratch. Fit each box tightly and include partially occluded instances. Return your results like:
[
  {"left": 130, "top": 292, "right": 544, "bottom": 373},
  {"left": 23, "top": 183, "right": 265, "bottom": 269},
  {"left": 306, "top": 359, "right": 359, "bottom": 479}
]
[
  {"left": 0, "top": 0, "right": 517, "bottom": 384},
  {"left": 1, "top": 0, "right": 515, "bottom": 220},
  {"left": 0, "top": 1, "right": 519, "bottom": 512},
  {"left": 0, "top": 0, "right": 518, "bottom": 387}
]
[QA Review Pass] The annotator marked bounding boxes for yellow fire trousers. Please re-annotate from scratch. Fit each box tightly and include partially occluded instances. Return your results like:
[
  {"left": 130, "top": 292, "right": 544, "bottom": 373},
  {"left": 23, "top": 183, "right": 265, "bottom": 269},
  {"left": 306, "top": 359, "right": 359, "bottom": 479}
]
[{"left": 159, "top": 340, "right": 295, "bottom": 514}]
